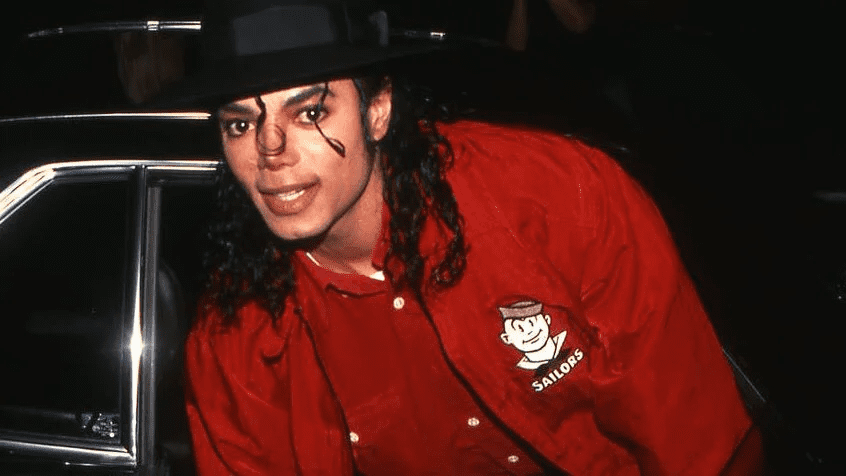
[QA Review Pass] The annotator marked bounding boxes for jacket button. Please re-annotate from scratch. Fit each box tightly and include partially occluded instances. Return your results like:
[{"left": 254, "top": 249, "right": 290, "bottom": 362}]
[
  {"left": 507, "top": 455, "right": 520, "bottom": 464},
  {"left": 392, "top": 296, "right": 405, "bottom": 310},
  {"left": 467, "top": 417, "right": 480, "bottom": 428},
  {"left": 349, "top": 432, "right": 360, "bottom": 444}
]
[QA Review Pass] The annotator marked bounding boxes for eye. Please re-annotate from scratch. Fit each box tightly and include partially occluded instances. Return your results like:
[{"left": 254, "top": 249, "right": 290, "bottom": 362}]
[
  {"left": 297, "top": 105, "right": 326, "bottom": 124},
  {"left": 221, "top": 119, "right": 253, "bottom": 138}
]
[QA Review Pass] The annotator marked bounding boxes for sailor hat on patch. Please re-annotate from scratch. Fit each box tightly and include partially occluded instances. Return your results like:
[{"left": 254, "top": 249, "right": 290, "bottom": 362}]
[{"left": 157, "top": 0, "right": 447, "bottom": 108}]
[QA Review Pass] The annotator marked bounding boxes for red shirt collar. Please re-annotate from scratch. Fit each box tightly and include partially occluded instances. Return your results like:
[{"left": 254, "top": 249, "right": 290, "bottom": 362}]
[{"left": 294, "top": 202, "right": 391, "bottom": 296}]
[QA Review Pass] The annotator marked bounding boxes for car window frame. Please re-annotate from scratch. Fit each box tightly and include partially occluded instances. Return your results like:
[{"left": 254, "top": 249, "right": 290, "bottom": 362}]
[{"left": 0, "top": 159, "right": 219, "bottom": 471}]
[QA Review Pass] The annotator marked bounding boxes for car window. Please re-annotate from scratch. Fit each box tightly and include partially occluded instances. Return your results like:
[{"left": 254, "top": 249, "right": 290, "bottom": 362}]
[
  {"left": 0, "top": 180, "right": 129, "bottom": 443},
  {"left": 155, "top": 181, "right": 217, "bottom": 474}
]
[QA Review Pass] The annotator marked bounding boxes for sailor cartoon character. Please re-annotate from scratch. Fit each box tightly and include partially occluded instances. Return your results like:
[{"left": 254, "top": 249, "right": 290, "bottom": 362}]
[{"left": 499, "top": 300, "right": 568, "bottom": 371}]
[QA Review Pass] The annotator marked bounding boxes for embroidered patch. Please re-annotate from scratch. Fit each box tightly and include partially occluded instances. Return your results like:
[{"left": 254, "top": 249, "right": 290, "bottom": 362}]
[{"left": 498, "top": 300, "right": 585, "bottom": 392}]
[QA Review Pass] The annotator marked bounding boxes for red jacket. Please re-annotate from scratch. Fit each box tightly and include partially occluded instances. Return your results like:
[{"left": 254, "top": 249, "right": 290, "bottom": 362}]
[{"left": 185, "top": 121, "right": 755, "bottom": 475}]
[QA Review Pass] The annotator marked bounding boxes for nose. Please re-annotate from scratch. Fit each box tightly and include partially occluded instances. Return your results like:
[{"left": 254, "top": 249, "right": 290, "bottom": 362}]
[{"left": 256, "top": 122, "right": 293, "bottom": 170}]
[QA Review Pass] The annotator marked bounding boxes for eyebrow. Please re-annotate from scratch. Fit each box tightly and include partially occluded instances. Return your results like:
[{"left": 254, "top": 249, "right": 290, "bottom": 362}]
[
  {"left": 216, "top": 84, "right": 333, "bottom": 117},
  {"left": 284, "top": 83, "right": 332, "bottom": 107},
  {"left": 216, "top": 102, "right": 255, "bottom": 117}
]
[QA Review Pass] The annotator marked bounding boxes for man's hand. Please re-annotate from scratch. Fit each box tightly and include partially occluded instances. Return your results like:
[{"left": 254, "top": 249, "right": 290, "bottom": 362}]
[
  {"left": 505, "top": 0, "right": 529, "bottom": 51},
  {"left": 546, "top": 0, "right": 597, "bottom": 34}
]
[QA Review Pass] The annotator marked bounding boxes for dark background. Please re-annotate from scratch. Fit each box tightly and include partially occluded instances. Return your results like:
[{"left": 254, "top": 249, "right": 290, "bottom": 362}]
[{"left": 2, "top": 1, "right": 844, "bottom": 473}]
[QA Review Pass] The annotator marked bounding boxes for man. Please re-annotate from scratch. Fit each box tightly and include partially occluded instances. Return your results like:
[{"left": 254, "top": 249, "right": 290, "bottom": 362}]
[{"left": 173, "top": 1, "right": 765, "bottom": 474}]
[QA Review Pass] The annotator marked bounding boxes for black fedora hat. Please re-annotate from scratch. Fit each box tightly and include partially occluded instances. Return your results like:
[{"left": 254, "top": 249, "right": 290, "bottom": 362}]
[{"left": 158, "top": 0, "right": 446, "bottom": 108}]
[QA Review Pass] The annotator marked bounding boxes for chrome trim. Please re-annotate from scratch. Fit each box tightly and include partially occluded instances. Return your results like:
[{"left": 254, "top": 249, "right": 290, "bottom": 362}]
[
  {"left": 393, "top": 28, "right": 448, "bottom": 41},
  {"left": 27, "top": 20, "right": 202, "bottom": 39},
  {"left": 0, "top": 438, "right": 133, "bottom": 466},
  {"left": 138, "top": 178, "right": 163, "bottom": 470},
  {"left": 389, "top": 28, "right": 499, "bottom": 47},
  {"left": 0, "top": 167, "right": 56, "bottom": 225},
  {"left": 124, "top": 169, "right": 148, "bottom": 466},
  {"left": 147, "top": 164, "right": 221, "bottom": 173},
  {"left": 0, "top": 112, "right": 211, "bottom": 125},
  {"left": 0, "top": 160, "right": 219, "bottom": 228},
  {"left": 0, "top": 164, "right": 138, "bottom": 226}
]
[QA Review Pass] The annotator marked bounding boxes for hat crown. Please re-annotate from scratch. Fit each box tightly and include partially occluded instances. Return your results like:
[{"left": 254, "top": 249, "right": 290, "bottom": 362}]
[
  {"left": 202, "top": 0, "right": 386, "bottom": 63},
  {"left": 156, "top": 0, "right": 441, "bottom": 107}
]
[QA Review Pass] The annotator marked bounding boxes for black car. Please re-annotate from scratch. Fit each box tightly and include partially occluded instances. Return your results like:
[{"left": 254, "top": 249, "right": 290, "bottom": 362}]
[{"left": 0, "top": 113, "right": 220, "bottom": 475}]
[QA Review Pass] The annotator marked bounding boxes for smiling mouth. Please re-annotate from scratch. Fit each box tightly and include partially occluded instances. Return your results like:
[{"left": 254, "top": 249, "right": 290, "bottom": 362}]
[
  {"left": 276, "top": 189, "right": 306, "bottom": 201},
  {"left": 523, "top": 331, "right": 542, "bottom": 345},
  {"left": 260, "top": 182, "right": 319, "bottom": 216}
]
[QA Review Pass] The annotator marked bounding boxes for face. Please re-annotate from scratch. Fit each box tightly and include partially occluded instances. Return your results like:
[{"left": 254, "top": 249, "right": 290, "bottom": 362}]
[
  {"left": 500, "top": 314, "right": 551, "bottom": 353},
  {"left": 217, "top": 79, "right": 392, "bottom": 242}
]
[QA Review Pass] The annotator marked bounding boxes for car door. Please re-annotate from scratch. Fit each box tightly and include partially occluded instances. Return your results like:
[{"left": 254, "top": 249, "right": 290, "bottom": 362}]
[{"left": 0, "top": 156, "right": 217, "bottom": 475}]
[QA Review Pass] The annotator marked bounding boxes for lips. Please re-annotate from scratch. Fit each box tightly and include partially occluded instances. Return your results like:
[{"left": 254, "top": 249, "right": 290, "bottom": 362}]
[
  {"left": 524, "top": 331, "right": 542, "bottom": 346},
  {"left": 260, "top": 181, "right": 320, "bottom": 216}
]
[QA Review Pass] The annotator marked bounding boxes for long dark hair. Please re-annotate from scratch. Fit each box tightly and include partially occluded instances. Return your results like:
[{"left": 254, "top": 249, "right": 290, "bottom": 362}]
[{"left": 202, "top": 74, "right": 466, "bottom": 324}]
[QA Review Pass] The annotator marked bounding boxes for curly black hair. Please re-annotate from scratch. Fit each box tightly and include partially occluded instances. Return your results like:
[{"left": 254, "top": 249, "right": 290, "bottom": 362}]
[{"left": 202, "top": 74, "right": 466, "bottom": 324}]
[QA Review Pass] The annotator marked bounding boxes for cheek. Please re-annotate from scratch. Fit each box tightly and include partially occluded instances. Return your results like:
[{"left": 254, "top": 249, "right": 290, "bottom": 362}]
[
  {"left": 320, "top": 145, "right": 371, "bottom": 192},
  {"left": 339, "top": 156, "right": 370, "bottom": 185},
  {"left": 223, "top": 141, "right": 257, "bottom": 181}
]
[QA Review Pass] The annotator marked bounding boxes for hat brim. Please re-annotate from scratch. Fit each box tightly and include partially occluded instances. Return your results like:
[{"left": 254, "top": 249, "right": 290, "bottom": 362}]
[{"left": 154, "top": 40, "right": 444, "bottom": 110}]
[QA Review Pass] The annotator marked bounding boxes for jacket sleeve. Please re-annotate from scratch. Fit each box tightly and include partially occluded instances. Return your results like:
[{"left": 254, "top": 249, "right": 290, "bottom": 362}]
[
  {"left": 184, "top": 305, "right": 301, "bottom": 476},
  {"left": 572, "top": 147, "right": 759, "bottom": 475}
]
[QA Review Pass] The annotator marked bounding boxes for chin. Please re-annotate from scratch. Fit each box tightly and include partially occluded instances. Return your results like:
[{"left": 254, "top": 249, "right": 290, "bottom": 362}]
[
  {"left": 269, "top": 223, "right": 326, "bottom": 242},
  {"left": 265, "top": 215, "right": 331, "bottom": 243}
]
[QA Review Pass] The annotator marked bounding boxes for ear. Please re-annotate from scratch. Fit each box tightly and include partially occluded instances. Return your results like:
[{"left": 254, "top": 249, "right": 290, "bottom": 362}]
[
  {"left": 544, "top": 314, "right": 551, "bottom": 324},
  {"left": 500, "top": 332, "right": 512, "bottom": 345},
  {"left": 366, "top": 81, "right": 393, "bottom": 142}
]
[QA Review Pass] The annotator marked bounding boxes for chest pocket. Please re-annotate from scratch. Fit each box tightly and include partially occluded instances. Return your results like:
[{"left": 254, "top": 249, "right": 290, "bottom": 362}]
[{"left": 426, "top": 217, "right": 597, "bottom": 397}]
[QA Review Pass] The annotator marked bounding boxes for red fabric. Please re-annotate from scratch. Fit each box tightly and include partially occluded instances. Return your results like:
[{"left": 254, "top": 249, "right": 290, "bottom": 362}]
[
  {"left": 294, "top": 251, "right": 548, "bottom": 475},
  {"left": 185, "top": 121, "right": 755, "bottom": 475},
  {"left": 721, "top": 426, "right": 767, "bottom": 476}
]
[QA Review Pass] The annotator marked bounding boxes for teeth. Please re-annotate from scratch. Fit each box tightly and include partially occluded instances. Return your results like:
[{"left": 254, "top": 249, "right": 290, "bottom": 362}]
[{"left": 277, "top": 189, "right": 306, "bottom": 201}]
